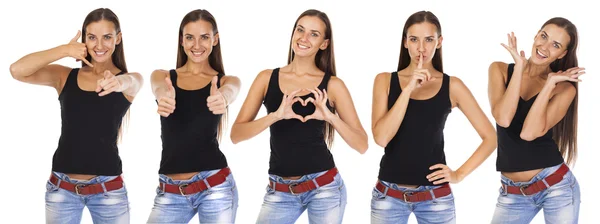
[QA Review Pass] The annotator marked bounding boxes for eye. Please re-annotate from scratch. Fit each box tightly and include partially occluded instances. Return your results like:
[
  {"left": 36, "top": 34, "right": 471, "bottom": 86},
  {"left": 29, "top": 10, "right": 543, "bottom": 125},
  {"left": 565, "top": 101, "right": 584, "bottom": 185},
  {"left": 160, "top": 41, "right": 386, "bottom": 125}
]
[
  {"left": 201, "top": 36, "right": 209, "bottom": 40},
  {"left": 296, "top": 27, "right": 304, "bottom": 32},
  {"left": 541, "top": 34, "right": 547, "bottom": 39},
  {"left": 426, "top": 37, "right": 434, "bottom": 42},
  {"left": 409, "top": 37, "right": 417, "bottom": 42},
  {"left": 311, "top": 33, "right": 319, "bottom": 37},
  {"left": 186, "top": 36, "right": 193, "bottom": 40},
  {"left": 104, "top": 36, "right": 111, "bottom": 40},
  {"left": 553, "top": 43, "right": 560, "bottom": 49},
  {"left": 88, "top": 36, "right": 96, "bottom": 40}
]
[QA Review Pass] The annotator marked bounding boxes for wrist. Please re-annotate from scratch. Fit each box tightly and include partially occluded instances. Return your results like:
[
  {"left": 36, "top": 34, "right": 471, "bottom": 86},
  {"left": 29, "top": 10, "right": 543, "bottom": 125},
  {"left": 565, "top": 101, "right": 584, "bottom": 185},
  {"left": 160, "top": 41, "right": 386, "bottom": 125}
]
[
  {"left": 269, "top": 112, "right": 282, "bottom": 122},
  {"left": 57, "top": 45, "right": 70, "bottom": 58},
  {"left": 117, "top": 75, "right": 132, "bottom": 92}
]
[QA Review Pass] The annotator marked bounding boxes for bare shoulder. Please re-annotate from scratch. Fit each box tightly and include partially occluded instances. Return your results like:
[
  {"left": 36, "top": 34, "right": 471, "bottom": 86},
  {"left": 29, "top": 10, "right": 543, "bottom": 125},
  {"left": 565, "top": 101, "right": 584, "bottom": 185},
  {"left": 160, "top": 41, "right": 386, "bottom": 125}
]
[{"left": 151, "top": 69, "right": 170, "bottom": 78}]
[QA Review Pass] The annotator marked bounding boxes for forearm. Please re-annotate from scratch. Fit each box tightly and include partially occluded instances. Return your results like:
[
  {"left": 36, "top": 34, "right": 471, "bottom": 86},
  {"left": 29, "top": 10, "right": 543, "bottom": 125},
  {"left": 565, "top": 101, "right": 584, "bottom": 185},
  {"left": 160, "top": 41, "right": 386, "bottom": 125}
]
[
  {"left": 492, "top": 66, "right": 523, "bottom": 127},
  {"left": 231, "top": 112, "right": 279, "bottom": 144},
  {"left": 521, "top": 83, "right": 555, "bottom": 140},
  {"left": 10, "top": 45, "right": 67, "bottom": 78},
  {"left": 219, "top": 84, "right": 238, "bottom": 106},
  {"left": 455, "top": 136, "right": 497, "bottom": 181},
  {"left": 120, "top": 73, "right": 143, "bottom": 97},
  {"left": 372, "top": 90, "right": 411, "bottom": 147},
  {"left": 328, "top": 115, "right": 368, "bottom": 153}
]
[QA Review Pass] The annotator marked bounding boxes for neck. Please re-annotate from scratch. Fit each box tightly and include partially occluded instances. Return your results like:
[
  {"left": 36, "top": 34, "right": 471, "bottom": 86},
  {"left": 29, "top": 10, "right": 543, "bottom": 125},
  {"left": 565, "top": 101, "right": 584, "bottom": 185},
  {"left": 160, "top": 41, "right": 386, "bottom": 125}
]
[
  {"left": 289, "top": 55, "right": 320, "bottom": 74},
  {"left": 91, "top": 59, "right": 118, "bottom": 75},
  {"left": 524, "top": 59, "right": 552, "bottom": 77},
  {"left": 183, "top": 59, "right": 213, "bottom": 76}
]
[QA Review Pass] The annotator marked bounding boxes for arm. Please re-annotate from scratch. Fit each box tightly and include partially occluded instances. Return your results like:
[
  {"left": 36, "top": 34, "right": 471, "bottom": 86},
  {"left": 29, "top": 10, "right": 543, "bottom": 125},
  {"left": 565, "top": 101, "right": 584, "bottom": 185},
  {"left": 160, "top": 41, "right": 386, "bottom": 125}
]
[
  {"left": 230, "top": 69, "right": 279, "bottom": 144},
  {"left": 371, "top": 72, "right": 412, "bottom": 147},
  {"left": 10, "top": 31, "right": 91, "bottom": 90},
  {"left": 488, "top": 61, "right": 523, "bottom": 127},
  {"left": 520, "top": 68, "right": 582, "bottom": 141},
  {"left": 219, "top": 76, "right": 241, "bottom": 106},
  {"left": 428, "top": 77, "right": 497, "bottom": 184},
  {"left": 325, "top": 77, "right": 368, "bottom": 153},
  {"left": 208, "top": 75, "right": 242, "bottom": 115},
  {"left": 120, "top": 72, "right": 143, "bottom": 100}
]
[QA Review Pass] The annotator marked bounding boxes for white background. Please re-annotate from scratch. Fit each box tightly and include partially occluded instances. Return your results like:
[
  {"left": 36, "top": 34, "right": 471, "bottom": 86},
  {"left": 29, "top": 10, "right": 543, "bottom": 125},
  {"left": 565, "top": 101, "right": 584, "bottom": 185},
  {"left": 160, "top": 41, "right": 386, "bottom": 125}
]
[{"left": 1, "top": 0, "right": 597, "bottom": 223}]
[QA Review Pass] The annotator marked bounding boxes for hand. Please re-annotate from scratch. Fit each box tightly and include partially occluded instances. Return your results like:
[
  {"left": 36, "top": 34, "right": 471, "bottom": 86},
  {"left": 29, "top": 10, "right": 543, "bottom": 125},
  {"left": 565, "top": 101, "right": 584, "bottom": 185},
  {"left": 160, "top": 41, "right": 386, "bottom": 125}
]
[
  {"left": 304, "top": 87, "right": 335, "bottom": 122},
  {"left": 157, "top": 77, "right": 176, "bottom": 117},
  {"left": 207, "top": 76, "right": 227, "bottom": 115},
  {"left": 500, "top": 32, "right": 527, "bottom": 67},
  {"left": 426, "top": 164, "right": 461, "bottom": 185},
  {"left": 65, "top": 30, "right": 93, "bottom": 67},
  {"left": 274, "top": 89, "right": 304, "bottom": 121},
  {"left": 407, "top": 54, "right": 436, "bottom": 91},
  {"left": 95, "top": 70, "right": 129, "bottom": 96},
  {"left": 547, "top": 67, "right": 585, "bottom": 86}
]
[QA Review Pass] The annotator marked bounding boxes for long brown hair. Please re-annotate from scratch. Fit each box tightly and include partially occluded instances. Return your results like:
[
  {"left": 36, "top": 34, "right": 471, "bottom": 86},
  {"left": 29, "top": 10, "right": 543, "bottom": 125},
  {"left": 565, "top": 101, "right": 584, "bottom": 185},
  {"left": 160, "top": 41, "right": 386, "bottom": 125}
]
[
  {"left": 177, "top": 9, "right": 227, "bottom": 142},
  {"left": 287, "top": 9, "right": 336, "bottom": 148},
  {"left": 397, "top": 11, "right": 443, "bottom": 72},
  {"left": 542, "top": 17, "right": 579, "bottom": 166},
  {"left": 82, "top": 8, "right": 129, "bottom": 143}
]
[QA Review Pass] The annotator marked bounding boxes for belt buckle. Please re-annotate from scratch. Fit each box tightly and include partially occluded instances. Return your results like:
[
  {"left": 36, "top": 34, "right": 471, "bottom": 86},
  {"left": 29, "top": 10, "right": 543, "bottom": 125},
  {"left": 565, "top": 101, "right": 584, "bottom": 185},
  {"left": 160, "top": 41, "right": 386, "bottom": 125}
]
[
  {"left": 289, "top": 183, "right": 298, "bottom": 195},
  {"left": 519, "top": 185, "right": 529, "bottom": 196},
  {"left": 75, "top": 184, "right": 85, "bottom": 195},
  {"left": 179, "top": 184, "right": 188, "bottom": 196},
  {"left": 403, "top": 192, "right": 412, "bottom": 203}
]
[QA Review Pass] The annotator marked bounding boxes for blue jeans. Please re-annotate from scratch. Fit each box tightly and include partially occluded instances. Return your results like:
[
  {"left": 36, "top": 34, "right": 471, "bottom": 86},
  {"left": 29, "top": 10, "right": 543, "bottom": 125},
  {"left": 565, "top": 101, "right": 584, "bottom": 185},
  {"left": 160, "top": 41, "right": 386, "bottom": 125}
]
[
  {"left": 491, "top": 163, "right": 581, "bottom": 224},
  {"left": 146, "top": 169, "right": 238, "bottom": 224},
  {"left": 371, "top": 180, "right": 456, "bottom": 224},
  {"left": 256, "top": 170, "right": 347, "bottom": 224},
  {"left": 45, "top": 171, "right": 130, "bottom": 224}
]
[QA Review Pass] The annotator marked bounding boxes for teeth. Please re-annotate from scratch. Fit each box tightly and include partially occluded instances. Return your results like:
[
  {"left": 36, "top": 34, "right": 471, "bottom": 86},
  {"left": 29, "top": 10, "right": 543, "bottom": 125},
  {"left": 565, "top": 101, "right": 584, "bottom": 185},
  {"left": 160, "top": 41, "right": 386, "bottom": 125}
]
[
  {"left": 95, "top": 51, "right": 106, "bottom": 55},
  {"left": 298, "top": 43, "right": 309, "bottom": 49},
  {"left": 536, "top": 49, "right": 547, "bottom": 58},
  {"left": 192, "top": 51, "right": 203, "bottom": 55}
]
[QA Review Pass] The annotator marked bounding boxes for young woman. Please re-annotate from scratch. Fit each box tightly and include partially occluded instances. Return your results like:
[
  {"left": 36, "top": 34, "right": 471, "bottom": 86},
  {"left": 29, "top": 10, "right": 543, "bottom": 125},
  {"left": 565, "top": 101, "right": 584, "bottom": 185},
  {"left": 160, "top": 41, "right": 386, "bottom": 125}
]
[
  {"left": 146, "top": 9, "right": 241, "bottom": 224},
  {"left": 370, "top": 11, "right": 497, "bottom": 224},
  {"left": 488, "top": 17, "right": 583, "bottom": 224},
  {"left": 230, "top": 9, "right": 368, "bottom": 224},
  {"left": 9, "top": 8, "right": 142, "bottom": 224}
]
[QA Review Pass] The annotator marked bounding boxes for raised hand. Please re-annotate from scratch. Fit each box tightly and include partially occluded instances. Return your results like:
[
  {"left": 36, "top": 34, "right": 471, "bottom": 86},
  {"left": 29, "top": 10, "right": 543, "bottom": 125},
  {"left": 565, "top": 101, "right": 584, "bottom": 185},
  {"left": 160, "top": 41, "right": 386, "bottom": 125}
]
[
  {"left": 275, "top": 89, "right": 304, "bottom": 122},
  {"left": 65, "top": 30, "right": 93, "bottom": 67},
  {"left": 547, "top": 67, "right": 585, "bottom": 86},
  {"left": 407, "top": 54, "right": 436, "bottom": 91},
  {"left": 501, "top": 32, "right": 527, "bottom": 67},
  {"left": 207, "top": 76, "right": 227, "bottom": 115},
  {"left": 157, "top": 77, "right": 176, "bottom": 117},
  {"left": 96, "top": 70, "right": 129, "bottom": 96},
  {"left": 304, "top": 87, "right": 335, "bottom": 122}
]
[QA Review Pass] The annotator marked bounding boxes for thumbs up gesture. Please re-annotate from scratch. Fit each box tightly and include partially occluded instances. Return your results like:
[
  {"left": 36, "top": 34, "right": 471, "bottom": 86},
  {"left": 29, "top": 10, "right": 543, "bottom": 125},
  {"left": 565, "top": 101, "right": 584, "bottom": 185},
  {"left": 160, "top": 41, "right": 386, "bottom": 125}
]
[
  {"left": 157, "top": 77, "right": 176, "bottom": 117},
  {"left": 207, "top": 76, "right": 227, "bottom": 115},
  {"left": 96, "top": 70, "right": 129, "bottom": 96}
]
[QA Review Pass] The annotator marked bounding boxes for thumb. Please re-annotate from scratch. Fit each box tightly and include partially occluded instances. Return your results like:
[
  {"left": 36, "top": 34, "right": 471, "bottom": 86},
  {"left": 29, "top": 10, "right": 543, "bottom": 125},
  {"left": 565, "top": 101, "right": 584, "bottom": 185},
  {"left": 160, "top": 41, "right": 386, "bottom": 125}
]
[
  {"left": 210, "top": 76, "right": 219, "bottom": 95},
  {"left": 165, "top": 77, "right": 175, "bottom": 97},
  {"left": 71, "top": 30, "right": 81, "bottom": 43},
  {"left": 104, "top": 70, "right": 113, "bottom": 79}
]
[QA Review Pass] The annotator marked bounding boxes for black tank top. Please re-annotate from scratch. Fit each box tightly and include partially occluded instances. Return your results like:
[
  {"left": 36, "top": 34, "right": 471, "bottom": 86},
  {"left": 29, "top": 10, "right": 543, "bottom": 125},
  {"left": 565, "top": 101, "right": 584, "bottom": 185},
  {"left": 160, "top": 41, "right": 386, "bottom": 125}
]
[
  {"left": 378, "top": 72, "right": 452, "bottom": 186},
  {"left": 158, "top": 70, "right": 228, "bottom": 174},
  {"left": 496, "top": 64, "right": 563, "bottom": 172},
  {"left": 262, "top": 68, "right": 336, "bottom": 177},
  {"left": 52, "top": 68, "right": 131, "bottom": 176}
]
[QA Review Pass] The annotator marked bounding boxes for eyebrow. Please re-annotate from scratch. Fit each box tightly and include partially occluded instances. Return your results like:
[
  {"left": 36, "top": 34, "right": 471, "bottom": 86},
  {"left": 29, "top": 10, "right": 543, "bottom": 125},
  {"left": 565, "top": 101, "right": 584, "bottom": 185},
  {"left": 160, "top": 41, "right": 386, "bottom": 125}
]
[
  {"left": 542, "top": 31, "right": 563, "bottom": 47},
  {"left": 184, "top": 33, "right": 210, "bottom": 36},
  {"left": 408, "top": 35, "right": 435, "bottom": 38},
  {"left": 297, "top": 25, "right": 322, "bottom": 35},
  {"left": 87, "top": 33, "right": 113, "bottom": 36}
]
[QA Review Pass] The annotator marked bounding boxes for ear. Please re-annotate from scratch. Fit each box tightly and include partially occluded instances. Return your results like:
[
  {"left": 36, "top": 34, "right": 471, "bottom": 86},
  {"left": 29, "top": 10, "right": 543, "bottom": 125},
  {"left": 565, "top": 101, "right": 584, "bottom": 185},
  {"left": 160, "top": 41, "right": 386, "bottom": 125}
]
[
  {"left": 436, "top": 35, "right": 443, "bottom": 49},
  {"left": 319, "top": 39, "right": 329, "bottom": 50},
  {"left": 213, "top": 32, "right": 219, "bottom": 46},
  {"left": 116, "top": 32, "right": 122, "bottom": 45},
  {"left": 557, "top": 49, "right": 568, "bottom": 59},
  {"left": 403, "top": 38, "right": 408, "bottom": 49}
]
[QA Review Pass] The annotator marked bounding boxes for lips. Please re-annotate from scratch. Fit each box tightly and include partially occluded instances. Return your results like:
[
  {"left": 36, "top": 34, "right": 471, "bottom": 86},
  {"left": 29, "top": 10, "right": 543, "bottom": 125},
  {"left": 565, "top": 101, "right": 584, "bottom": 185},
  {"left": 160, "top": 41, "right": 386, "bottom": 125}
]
[
  {"left": 95, "top": 51, "right": 107, "bottom": 56},
  {"left": 536, "top": 49, "right": 548, "bottom": 59},
  {"left": 297, "top": 43, "right": 310, "bottom": 50},
  {"left": 191, "top": 50, "right": 205, "bottom": 56}
]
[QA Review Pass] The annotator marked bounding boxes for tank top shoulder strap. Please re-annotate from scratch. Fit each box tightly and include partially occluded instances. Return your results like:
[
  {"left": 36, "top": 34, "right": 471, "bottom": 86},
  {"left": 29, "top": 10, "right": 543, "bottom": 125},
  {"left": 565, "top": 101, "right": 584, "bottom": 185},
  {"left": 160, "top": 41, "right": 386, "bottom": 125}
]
[
  {"left": 169, "top": 69, "right": 178, "bottom": 90},
  {"left": 440, "top": 73, "right": 451, "bottom": 102},
  {"left": 389, "top": 71, "right": 401, "bottom": 96},
  {"left": 319, "top": 72, "right": 332, "bottom": 90},
  {"left": 505, "top": 63, "right": 515, "bottom": 88},
  {"left": 217, "top": 73, "right": 224, "bottom": 88},
  {"left": 64, "top": 67, "right": 79, "bottom": 88}
]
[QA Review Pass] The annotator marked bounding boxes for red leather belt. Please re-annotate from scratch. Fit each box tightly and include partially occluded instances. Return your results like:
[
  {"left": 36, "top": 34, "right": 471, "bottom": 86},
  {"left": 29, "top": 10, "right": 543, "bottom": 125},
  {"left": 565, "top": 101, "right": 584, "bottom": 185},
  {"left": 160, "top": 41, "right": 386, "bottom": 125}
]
[
  {"left": 160, "top": 167, "right": 231, "bottom": 195},
  {"left": 269, "top": 168, "right": 338, "bottom": 195},
  {"left": 376, "top": 181, "right": 452, "bottom": 203},
  {"left": 503, "top": 163, "right": 569, "bottom": 196},
  {"left": 49, "top": 174, "right": 124, "bottom": 195}
]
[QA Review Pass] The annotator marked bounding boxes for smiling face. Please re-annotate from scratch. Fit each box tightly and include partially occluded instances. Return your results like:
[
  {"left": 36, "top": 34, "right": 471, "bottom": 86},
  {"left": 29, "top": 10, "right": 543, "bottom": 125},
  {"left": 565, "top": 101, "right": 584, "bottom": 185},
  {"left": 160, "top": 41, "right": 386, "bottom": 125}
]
[
  {"left": 181, "top": 20, "right": 219, "bottom": 64},
  {"left": 290, "top": 15, "right": 329, "bottom": 58},
  {"left": 530, "top": 24, "right": 570, "bottom": 66},
  {"left": 404, "top": 21, "right": 442, "bottom": 66},
  {"left": 84, "top": 19, "right": 121, "bottom": 63}
]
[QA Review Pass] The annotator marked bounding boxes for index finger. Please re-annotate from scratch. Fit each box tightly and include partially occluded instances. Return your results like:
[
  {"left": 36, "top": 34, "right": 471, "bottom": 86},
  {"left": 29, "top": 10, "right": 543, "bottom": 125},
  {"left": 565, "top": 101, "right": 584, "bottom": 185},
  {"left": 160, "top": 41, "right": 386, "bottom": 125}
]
[
  {"left": 429, "top": 164, "right": 447, "bottom": 170},
  {"left": 81, "top": 57, "right": 94, "bottom": 67},
  {"left": 418, "top": 54, "right": 423, "bottom": 69}
]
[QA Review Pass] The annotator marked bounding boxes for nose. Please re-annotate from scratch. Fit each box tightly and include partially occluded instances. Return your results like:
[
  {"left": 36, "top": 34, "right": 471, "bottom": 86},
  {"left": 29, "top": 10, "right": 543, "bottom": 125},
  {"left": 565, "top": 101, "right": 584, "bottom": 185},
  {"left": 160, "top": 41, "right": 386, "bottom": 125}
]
[{"left": 418, "top": 40, "right": 425, "bottom": 53}]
